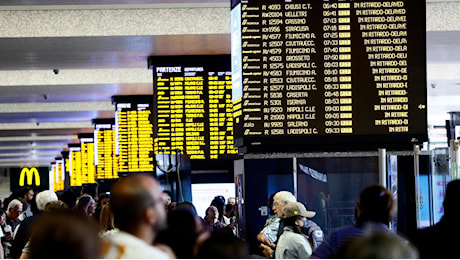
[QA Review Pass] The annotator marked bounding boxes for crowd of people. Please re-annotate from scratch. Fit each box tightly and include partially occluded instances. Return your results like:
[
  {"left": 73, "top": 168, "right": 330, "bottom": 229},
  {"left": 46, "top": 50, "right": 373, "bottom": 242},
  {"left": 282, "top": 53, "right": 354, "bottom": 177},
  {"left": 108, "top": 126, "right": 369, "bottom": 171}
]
[
  {"left": 0, "top": 175, "right": 457, "bottom": 258},
  {"left": 0, "top": 175, "right": 247, "bottom": 259}
]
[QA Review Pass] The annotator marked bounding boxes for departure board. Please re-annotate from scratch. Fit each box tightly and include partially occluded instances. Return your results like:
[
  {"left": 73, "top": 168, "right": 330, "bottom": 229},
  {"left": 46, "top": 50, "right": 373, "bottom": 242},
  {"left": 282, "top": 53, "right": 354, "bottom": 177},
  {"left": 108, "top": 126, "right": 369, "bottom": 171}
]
[
  {"left": 54, "top": 158, "right": 65, "bottom": 191},
  {"left": 93, "top": 119, "right": 119, "bottom": 179},
  {"left": 231, "top": 0, "right": 427, "bottom": 151},
  {"left": 149, "top": 55, "right": 239, "bottom": 159},
  {"left": 112, "top": 96, "right": 155, "bottom": 173},
  {"left": 69, "top": 144, "right": 82, "bottom": 186},
  {"left": 79, "top": 133, "right": 97, "bottom": 184}
]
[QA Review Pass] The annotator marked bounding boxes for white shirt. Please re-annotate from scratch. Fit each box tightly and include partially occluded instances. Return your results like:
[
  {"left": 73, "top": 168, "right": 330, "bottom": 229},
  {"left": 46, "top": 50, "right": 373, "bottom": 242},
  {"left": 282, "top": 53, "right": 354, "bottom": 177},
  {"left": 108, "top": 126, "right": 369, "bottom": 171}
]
[
  {"left": 275, "top": 226, "right": 312, "bottom": 259},
  {"left": 102, "top": 231, "right": 170, "bottom": 259}
]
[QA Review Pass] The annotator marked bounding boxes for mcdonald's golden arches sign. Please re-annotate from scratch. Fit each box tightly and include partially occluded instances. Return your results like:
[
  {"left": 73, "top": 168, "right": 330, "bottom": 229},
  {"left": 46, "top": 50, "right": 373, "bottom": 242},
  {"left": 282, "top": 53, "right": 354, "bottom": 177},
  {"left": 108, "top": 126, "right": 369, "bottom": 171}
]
[
  {"left": 19, "top": 167, "right": 41, "bottom": 186},
  {"left": 10, "top": 167, "right": 49, "bottom": 192}
]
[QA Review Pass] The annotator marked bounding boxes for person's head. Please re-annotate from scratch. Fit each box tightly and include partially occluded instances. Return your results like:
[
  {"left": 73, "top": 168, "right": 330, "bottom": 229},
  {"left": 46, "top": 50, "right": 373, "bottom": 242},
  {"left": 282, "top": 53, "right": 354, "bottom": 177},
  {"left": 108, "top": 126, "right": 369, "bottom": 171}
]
[
  {"left": 7, "top": 199, "right": 23, "bottom": 221},
  {"left": 77, "top": 194, "right": 96, "bottom": 216},
  {"left": 174, "top": 202, "right": 204, "bottom": 234},
  {"left": 356, "top": 184, "right": 395, "bottom": 224},
  {"left": 162, "top": 190, "right": 173, "bottom": 207},
  {"left": 60, "top": 190, "right": 77, "bottom": 209},
  {"left": 110, "top": 174, "right": 166, "bottom": 239},
  {"left": 227, "top": 197, "right": 236, "bottom": 205},
  {"left": 273, "top": 191, "right": 297, "bottom": 218},
  {"left": 205, "top": 206, "right": 219, "bottom": 223},
  {"left": 210, "top": 195, "right": 225, "bottom": 221},
  {"left": 282, "top": 202, "right": 316, "bottom": 234},
  {"left": 36, "top": 190, "right": 59, "bottom": 212},
  {"left": 28, "top": 212, "right": 102, "bottom": 258},
  {"left": 196, "top": 232, "right": 250, "bottom": 258},
  {"left": 224, "top": 203, "right": 234, "bottom": 217},
  {"left": 99, "top": 204, "right": 115, "bottom": 231},
  {"left": 19, "top": 186, "right": 34, "bottom": 201},
  {"left": 442, "top": 179, "right": 460, "bottom": 217},
  {"left": 337, "top": 229, "right": 418, "bottom": 258},
  {"left": 97, "top": 193, "right": 110, "bottom": 208},
  {"left": 43, "top": 200, "right": 69, "bottom": 214},
  {"left": 156, "top": 207, "right": 199, "bottom": 259}
]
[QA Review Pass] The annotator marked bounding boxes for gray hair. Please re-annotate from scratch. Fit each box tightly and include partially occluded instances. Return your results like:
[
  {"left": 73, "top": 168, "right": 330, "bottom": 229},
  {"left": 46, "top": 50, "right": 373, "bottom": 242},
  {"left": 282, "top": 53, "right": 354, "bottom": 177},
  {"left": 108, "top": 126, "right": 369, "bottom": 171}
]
[
  {"left": 36, "top": 190, "right": 58, "bottom": 211},
  {"left": 7, "top": 199, "right": 22, "bottom": 210},
  {"left": 274, "top": 191, "right": 297, "bottom": 205}
]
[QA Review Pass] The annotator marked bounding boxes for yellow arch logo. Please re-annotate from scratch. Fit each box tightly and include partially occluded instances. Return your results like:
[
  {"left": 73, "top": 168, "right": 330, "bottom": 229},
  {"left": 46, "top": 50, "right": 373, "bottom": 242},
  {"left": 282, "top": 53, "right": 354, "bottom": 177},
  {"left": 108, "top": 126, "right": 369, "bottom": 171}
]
[{"left": 19, "top": 167, "right": 40, "bottom": 186}]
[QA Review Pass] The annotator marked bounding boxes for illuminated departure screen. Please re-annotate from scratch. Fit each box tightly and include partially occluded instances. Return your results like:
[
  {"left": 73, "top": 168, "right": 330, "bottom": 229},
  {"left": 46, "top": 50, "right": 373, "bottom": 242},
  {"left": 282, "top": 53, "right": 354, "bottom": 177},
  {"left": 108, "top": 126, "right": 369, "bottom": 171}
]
[
  {"left": 79, "top": 133, "right": 96, "bottom": 184},
  {"left": 54, "top": 159, "right": 65, "bottom": 191},
  {"left": 69, "top": 144, "right": 82, "bottom": 187},
  {"left": 112, "top": 95, "right": 155, "bottom": 173},
  {"left": 93, "top": 119, "right": 119, "bottom": 179},
  {"left": 149, "top": 55, "right": 239, "bottom": 159},
  {"left": 231, "top": 0, "right": 427, "bottom": 151}
]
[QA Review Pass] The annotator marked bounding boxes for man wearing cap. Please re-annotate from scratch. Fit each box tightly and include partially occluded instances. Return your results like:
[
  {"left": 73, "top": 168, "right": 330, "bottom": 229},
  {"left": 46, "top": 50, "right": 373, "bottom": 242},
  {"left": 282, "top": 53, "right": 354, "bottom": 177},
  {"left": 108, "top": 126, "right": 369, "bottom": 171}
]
[{"left": 275, "top": 202, "right": 316, "bottom": 259}]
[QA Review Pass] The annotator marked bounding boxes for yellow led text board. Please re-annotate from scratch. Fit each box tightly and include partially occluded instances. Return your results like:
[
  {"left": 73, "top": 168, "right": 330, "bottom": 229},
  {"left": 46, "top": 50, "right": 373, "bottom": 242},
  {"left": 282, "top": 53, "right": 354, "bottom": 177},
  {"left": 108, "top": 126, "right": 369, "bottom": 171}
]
[
  {"left": 69, "top": 144, "right": 82, "bottom": 186},
  {"left": 93, "top": 118, "right": 119, "bottom": 179},
  {"left": 53, "top": 159, "right": 65, "bottom": 192},
  {"left": 149, "top": 55, "right": 239, "bottom": 159},
  {"left": 78, "top": 133, "right": 97, "bottom": 184},
  {"left": 112, "top": 95, "right": 155, "bottom": 173},
  {"left": 230, "top": 0, "right": 427, "bottom": 151}
]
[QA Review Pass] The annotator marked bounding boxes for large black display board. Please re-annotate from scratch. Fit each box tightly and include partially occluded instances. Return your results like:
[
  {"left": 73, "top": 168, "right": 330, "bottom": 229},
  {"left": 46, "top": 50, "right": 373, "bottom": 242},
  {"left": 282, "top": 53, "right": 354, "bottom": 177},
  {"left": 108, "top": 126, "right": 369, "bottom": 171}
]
[
  {"left": 149, "top": 55, "right": 239, "bottom": 159},
  {"left": 231, "top": 0, "right": 427, "bottom": 151},
  {"left": 93, "top": 118, "right": 118, "bottom": 180},
  {"left": 112, "top": 95, "right": 155, "bottom": 173}
]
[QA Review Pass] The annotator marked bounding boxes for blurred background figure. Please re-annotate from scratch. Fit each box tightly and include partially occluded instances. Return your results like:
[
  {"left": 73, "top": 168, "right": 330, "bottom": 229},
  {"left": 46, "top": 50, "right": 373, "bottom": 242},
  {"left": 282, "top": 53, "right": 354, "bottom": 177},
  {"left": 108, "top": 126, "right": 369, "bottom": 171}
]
[
  {"left": 99, "top": 204, "right": 118, "bottom": 238},
  {"left": 156, "top": 204, "right": 201, "bottom": 258},
  {"left": 411, "top": 179, "right": 460, "bottom": 258},
  {"left": 60, "top": 190, "right": 77, "bottom": 210},
  {"left": 336, "top": 229, "right": 418, "bottom": 258},
  {"left": 5, "top": 199, "right": 22, "bottom": 233},
  {"left": 10, "top": 190, "right": 58, "bottom": 259},
  {"left": 227, "top": 197, "right": 236, "bottom": 205},
  {"left": 222, "top": 203, "right": 236, "bottom": 236},
  {"left": 25, "top": 212, "right": 102, "bottom": 259},
  {"left": 312, "top": 184, "right": 397, "bottom": 258},
  {"left": 204, "top": 206, "right": 223, "bottom": 234},
  {"left": 196, "top": 232, "right": 250, "bottom": 259},
  {"left": 17, "top": 187, "right": 34, "bottom": 219},
  {"left": 210, "top": 195, "right": 226, "bottom": 223},
  {"left": 74, "top": 194, "right": 96, "bottom": 217},
  {"left": 93, "top": 193, "right": 110, "bottom": 221}
]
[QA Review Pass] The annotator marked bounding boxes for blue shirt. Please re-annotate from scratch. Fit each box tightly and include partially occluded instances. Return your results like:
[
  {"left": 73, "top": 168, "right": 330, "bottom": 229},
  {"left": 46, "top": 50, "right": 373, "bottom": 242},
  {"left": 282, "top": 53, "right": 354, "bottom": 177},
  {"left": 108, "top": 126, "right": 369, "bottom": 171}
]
[{"left": 260, "top": 215, "right": 280, "bottom": 243}]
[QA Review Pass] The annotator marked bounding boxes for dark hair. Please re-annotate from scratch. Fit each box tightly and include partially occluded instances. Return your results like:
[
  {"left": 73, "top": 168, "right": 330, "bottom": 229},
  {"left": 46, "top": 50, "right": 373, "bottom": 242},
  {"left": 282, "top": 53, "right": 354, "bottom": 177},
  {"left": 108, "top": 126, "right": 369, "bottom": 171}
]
[
  {"left": 210, "top": 196, "right": 225, "bottom": 222},
  {"left": 225, "top": 203, "right": 234, "bottom": 213},
  {"left": 174, "top": 201, "right": 198, "bottom": 216},
  {"left": 110, "top": 175, "right": 157, "bottom": 232},
  {"left": 60, "top": 190, "right": 77, "bottom": 209},
  {"left": 283, "top": 216, "right": 303, "bottom": 234},
  {"left": 357, "top": 184, "right": 395, "bottom": 224},
  {"left": 18, "top": 186, "right": 33, "bottom": 199},
  {"left": 196, "top": 232, "right": 250, "bottom": 259},
  {"left": 156, "top": 208, "right": 198, "bottom": 258}
]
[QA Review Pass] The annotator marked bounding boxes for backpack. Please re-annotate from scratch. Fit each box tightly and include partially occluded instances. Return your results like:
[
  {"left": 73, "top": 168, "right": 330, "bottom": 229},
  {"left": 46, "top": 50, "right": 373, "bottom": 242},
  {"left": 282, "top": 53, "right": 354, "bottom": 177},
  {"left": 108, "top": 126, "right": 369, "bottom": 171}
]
[{"left": 303, "top": 220, "right": 324, "bottom": 250}]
